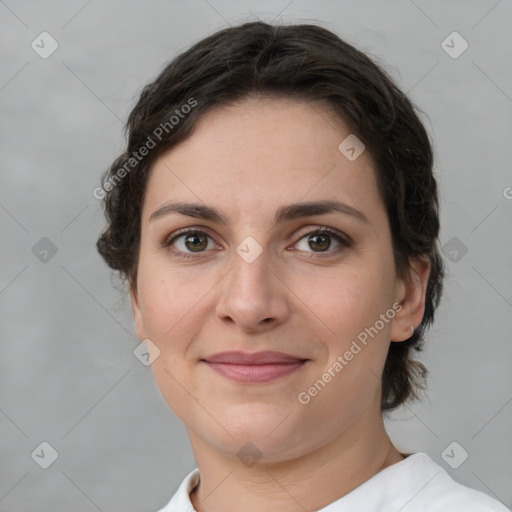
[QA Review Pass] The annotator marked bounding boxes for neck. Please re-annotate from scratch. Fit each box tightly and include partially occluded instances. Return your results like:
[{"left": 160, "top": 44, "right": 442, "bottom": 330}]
[{"left": 188, "top": 411, "right": 404, "bottom": 512}]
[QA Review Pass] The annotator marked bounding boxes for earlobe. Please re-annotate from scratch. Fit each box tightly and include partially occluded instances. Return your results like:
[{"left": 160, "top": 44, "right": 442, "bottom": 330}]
[{"left": 390, "top": 256, "right": 431, "bottom": 342}]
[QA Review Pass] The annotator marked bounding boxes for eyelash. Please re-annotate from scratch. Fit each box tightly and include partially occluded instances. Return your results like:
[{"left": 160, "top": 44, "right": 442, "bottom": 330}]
[{"left": 162, "top": 226, "right": 352, "bottom": 260}]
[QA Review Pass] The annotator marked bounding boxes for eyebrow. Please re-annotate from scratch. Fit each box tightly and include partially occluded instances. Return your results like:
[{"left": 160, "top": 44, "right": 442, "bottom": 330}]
[{"left": 149, "top": 199, "right": 369, "bottom": 226}]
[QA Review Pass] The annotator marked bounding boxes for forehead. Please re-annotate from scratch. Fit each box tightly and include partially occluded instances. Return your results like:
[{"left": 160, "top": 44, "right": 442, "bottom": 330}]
[{"left": 142, "top": 97, "right": 383, "bottom": 226}]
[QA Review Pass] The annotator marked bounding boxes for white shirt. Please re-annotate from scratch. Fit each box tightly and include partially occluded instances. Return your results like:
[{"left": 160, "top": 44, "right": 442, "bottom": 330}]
[{"left": 155, "top": 452, "right": 509, "bottom": 511}]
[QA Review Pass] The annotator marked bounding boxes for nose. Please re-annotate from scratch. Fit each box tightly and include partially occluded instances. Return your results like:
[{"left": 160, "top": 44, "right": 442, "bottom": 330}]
[{"left": 215, "top": 244, "right": 290, "bottom": 333}]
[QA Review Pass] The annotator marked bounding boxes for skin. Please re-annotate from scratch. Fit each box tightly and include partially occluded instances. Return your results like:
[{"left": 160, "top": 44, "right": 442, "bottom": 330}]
[{"left": 130, "top": 97, "right": 430, "bottom": 512}]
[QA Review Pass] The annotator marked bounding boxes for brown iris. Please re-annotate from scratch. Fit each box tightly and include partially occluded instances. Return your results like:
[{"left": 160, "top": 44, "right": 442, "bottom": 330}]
[
  {"left": 308, "top": 233, "right": 331, "bottom": 252},
  {"left": 184, "top": 232, "right": 208, "bottom": 252}
]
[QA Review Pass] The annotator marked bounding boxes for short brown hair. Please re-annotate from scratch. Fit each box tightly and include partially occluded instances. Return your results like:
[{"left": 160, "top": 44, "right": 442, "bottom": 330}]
[{"left": 96, "top": 21, "right": 444, "bottom": 412}]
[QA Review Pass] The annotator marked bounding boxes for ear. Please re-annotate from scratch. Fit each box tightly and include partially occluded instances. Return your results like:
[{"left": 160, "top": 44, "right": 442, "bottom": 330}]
[
  {"left": 390, "top": 256, "right": 431, "bottom": 342},
  {"left": 130, "top": 283, "right": 147, "bottom": 342}
]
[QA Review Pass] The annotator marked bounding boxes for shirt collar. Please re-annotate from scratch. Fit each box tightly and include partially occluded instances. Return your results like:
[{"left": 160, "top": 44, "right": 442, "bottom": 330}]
[{"left": 159, "top": 453, "right": 437, "bottom": 512}]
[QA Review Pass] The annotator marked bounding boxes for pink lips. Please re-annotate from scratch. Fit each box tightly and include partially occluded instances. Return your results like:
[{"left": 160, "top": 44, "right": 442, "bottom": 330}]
[{"left": 202, "top": 351, "right": 308, "bottom": 383}]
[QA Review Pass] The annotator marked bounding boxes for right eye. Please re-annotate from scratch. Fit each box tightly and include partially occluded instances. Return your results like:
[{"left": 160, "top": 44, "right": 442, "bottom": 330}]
[{"left": 163, "top": 229, "right": 219, "bottom": 259}]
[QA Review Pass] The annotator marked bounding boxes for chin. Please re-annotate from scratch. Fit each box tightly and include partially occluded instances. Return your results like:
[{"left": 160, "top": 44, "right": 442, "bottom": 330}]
[{"left": 193, "top": 408, "right": 311, "bottom": 462}]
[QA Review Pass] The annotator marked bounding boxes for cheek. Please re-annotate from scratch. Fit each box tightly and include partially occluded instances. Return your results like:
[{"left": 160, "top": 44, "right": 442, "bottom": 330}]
[
  {"left": 136, "top": 264, "right": 209, "bottom": 418},
  {"left": 289, "top": 260, "right": 395, "bottom": 397},
  {"left": 137, "top": 258, "right": 214, "bottom": 342},
  {"left": 292, "top": 263, "right": 393, "bottom": 336}
]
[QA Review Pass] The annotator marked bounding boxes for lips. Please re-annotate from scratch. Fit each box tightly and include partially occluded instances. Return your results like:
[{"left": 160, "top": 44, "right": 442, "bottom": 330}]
[
  {"left": 201, "top": 351, "right": 309, "bottom": 383},
  {"left": 202, "top": 350, "right": 306, "bottom": 365}
]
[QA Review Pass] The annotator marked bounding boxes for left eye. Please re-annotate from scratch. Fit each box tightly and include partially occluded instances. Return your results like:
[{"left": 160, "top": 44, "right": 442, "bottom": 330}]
[{"left": 293, "top": 228, "right": 349, "bottom": 255}]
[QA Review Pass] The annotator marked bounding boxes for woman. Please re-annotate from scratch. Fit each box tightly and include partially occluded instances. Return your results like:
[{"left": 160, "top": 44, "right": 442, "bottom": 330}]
[{"left": 96, "top": 21, "right": 507, "bottom": 512}]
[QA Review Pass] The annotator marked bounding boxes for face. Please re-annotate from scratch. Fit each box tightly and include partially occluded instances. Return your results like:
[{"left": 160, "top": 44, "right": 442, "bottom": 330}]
[{"left": 131, "top": 97, "right": 427, "bottom": 463}]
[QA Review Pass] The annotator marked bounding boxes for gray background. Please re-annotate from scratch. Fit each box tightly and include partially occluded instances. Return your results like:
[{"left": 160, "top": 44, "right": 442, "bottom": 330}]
[{"left": 1, "top": 0, "right": 511, "bottom": 510}]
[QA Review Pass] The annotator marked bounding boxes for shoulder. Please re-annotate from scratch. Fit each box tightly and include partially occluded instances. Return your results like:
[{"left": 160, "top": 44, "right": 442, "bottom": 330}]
[{"left": 401, "top": 453, "right": 509, "bottom": 512}]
